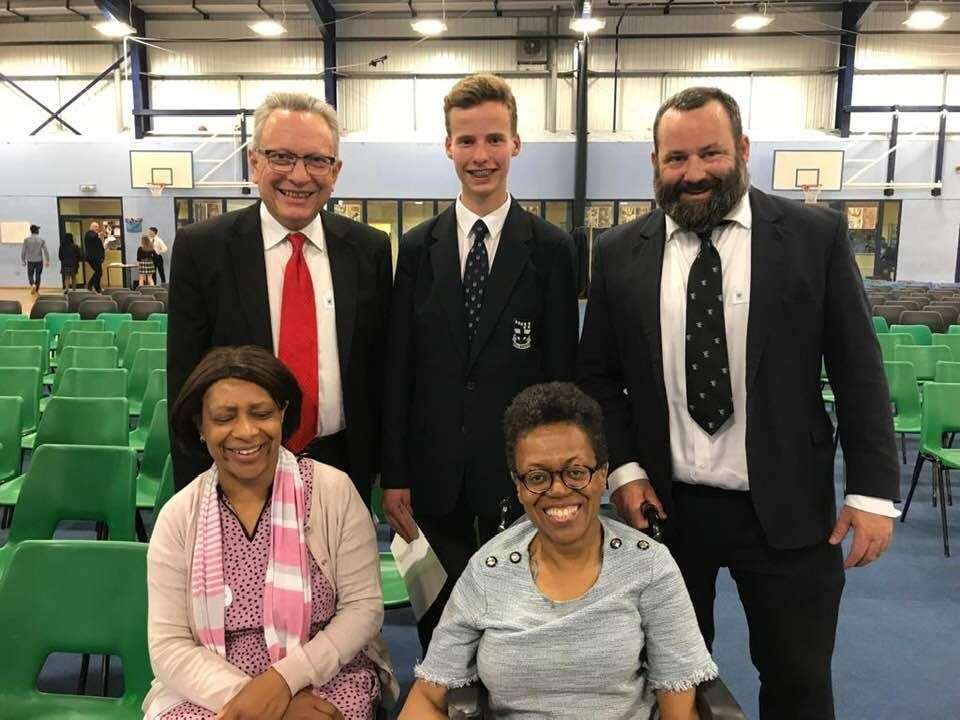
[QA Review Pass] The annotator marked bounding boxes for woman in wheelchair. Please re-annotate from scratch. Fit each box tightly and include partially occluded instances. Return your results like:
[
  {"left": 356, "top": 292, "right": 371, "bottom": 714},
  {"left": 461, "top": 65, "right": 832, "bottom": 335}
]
[
  {"left": 143, "top": 346, "right": 395, "bottom": 720},
  {"left": 400, "top": 382, "right": 717, "bottom": 720}
]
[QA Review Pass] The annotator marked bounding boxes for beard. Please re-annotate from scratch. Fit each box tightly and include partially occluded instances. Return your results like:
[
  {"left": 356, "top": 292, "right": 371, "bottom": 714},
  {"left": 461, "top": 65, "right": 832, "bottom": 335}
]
[{"left": 654, "top": 156, "right": 750, "bottom": 233}]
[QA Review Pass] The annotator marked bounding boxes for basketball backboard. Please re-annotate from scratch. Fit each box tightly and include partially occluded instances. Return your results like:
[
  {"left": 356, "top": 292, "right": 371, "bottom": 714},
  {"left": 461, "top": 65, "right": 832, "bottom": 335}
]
[
  {"left": 772, "top": 150, "right": 844, "bottom": 192},
  {"left": 130, "top": 150, "right": 195, "bottom": 189}
]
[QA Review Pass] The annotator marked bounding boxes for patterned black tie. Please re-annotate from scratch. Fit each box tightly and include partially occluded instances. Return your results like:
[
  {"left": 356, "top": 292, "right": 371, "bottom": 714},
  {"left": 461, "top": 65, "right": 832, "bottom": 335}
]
[
  {"left": 685, "top": 227, "right": 734, "bottom": 435},
  {"left": 464, "top": 219, "right": 490, "bottom": 345}
]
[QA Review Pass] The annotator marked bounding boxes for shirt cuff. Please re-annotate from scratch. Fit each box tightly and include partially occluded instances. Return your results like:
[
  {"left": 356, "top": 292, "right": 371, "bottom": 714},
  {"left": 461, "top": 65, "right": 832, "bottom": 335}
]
[
  {"left": 607, "top": 462, "right": 650, "bottom": 493},
  {"left": 272, "top": 645, "right": 313, "bottom": 696},
  {"left": 845, "top": 494, "right": 901, "bottom": 518}
]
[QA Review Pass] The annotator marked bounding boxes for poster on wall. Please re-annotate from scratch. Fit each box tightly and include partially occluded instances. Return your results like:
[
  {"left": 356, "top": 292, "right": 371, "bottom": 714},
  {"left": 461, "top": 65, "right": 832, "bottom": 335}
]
[
  {"left": 0, "top": 221, "right": 31, "bottom": 244},
  {"left": 126, "top": 218, "right": 143, "bottom": 233}
]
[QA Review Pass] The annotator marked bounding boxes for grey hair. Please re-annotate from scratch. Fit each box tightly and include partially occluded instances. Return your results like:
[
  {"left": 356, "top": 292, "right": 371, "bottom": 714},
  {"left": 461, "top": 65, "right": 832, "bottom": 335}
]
[{"left": 252, "top": 92, "right": 341, "bottom": 155}]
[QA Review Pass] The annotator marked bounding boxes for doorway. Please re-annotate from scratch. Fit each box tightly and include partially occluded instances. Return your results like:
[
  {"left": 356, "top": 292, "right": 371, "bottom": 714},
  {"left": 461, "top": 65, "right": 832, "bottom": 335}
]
[{"left": 57, "top": 197, "right": 125, "bottom": 289}]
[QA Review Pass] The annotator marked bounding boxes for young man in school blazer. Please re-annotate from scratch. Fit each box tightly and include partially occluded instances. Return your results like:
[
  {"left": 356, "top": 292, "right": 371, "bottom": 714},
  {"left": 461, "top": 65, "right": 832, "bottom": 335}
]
[{"left": 380, "top": 74, "right": 580, "bottom": 650}]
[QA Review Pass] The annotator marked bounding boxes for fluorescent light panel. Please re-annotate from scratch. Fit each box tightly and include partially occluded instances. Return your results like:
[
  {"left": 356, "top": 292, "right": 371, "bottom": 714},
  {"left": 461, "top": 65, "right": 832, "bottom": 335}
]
[
  {"left": 903, "top": 9, "right": 948, "bottom": 30},
  {"left": 732, "top": 13, "right": 774, "bottom": 31},
  {"left": 569, "top": 16, "right": 606, "bottom": 33},
  {"left": 94, "top": 19, "right": 136, "bottom": 37},
  {"left": 411, "top": 18, "right": 447, "bottom": 36},
  {"left": 249, "top": 19, "right": 287, "bottom": 36}
]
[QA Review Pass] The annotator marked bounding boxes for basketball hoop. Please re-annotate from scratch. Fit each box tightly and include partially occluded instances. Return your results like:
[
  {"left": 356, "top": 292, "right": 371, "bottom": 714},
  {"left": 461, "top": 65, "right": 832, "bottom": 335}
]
[
  {"left": 801, "top": 184, "right": 822, "bottom": 205},
  {"left": 147, "top": 182, "right": 167, "bottom": 198}
]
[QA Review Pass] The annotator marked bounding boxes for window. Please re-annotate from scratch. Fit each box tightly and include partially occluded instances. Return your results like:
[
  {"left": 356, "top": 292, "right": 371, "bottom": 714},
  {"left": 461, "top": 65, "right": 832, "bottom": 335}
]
[
  {"left": 367, "top": 200, "right": 400, "bottom": 268},
  {"left": 617, "top": 201, "right": 653, "bottom": 225},
  {"left": 544, "top": 201, "right": 572, "bottom": 232},
  {"left": 402, "top": 201, "right": 434, "bottom": 235},
  {"left": 174, "top": 197, "right": 256, "bottom": 230},
  {"left": 332, "top": 200, "right": 363, "bottom": 222},
  {"left": 517, "top": 200, "right": 542, "bottom": 217}
]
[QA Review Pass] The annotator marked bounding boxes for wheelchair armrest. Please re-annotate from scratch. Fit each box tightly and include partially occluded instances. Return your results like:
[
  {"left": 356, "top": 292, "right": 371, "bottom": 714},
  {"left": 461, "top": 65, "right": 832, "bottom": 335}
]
[
  {"left": 695, "top": 678, "right": 747, "bottom": 720},
  {"left": 448, "top": 684, "right": 483, "bottom": 719}
]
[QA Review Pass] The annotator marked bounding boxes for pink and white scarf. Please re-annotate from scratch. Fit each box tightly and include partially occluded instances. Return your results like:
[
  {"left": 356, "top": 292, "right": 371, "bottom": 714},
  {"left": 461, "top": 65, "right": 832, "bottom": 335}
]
[{"left": 145, "top": 447, "right": 312, "bottom": 719}]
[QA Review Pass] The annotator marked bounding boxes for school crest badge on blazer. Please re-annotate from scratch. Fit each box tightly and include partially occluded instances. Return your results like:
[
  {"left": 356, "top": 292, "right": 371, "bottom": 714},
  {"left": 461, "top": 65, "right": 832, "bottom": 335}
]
[{"left": 512, "top": 318, "right": 533, "bottom": 350}]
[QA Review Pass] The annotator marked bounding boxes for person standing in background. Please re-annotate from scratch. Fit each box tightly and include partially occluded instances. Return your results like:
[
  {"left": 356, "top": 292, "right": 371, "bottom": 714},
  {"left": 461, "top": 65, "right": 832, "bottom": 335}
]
[
  {"left": 21, "top": 224, "right": 49, "bottom": 294},
  {"left": 137, "top": 234, "right": 156, "bottom": 288},
  {"left": 59, "top": 233, "right": 81, "bottom": 289},
  {"left": 83, "top": 221, "right": 104, "bottom": 292},
  {"left": 149, "top": 226, "right": 168, "bottom": 283}
]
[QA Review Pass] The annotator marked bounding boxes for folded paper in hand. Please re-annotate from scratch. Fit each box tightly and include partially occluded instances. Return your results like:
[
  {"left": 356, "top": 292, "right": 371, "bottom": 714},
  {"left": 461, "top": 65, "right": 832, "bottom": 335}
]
[{"left": 390, "top": 526, "right": 448, "bottom": 621}]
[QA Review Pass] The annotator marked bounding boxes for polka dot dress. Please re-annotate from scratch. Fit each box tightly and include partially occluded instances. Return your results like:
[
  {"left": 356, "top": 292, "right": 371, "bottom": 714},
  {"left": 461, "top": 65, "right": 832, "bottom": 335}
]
[{"left": 161, "top": 459, "right": 380, "bottom": 719}]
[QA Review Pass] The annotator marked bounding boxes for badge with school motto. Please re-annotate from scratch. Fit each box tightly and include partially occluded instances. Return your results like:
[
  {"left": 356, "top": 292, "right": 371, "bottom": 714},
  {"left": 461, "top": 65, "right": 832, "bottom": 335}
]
[{"left": 512, "top": 318, "right": 533, "bottom": 350}]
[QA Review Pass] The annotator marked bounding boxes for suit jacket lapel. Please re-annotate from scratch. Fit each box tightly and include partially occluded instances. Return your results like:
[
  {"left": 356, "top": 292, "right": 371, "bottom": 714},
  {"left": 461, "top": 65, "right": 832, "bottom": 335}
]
[
  {"left": 468, "top": 201, "right": 532, "bottom": 370},
  {"left": 429, "top": 206, "right": 469, "bottom": 363},
  {"left": 634, "top": 210, "right": 668, "bottom": 408},
  {"left": 746, "top": 187, "right": 785, "bottom": 393},
  {"left": 323, "top": 210, "right": 358, "bottom": 377},
  {"left": 229, "top": 202, "right": 273, "bottom": 349}
]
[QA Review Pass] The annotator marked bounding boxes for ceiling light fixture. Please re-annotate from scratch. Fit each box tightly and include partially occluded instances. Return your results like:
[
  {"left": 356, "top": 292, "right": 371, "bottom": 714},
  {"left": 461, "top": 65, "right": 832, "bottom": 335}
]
[
  {"left": 411, "top": 18, "right": 447, "bottom": 35},
  {"left": 249, "top": 19, "right": 287, "bottom": 36},
  {"left": 570, "top": 0, "right": 605, "bottom": 34},
  {"left": 732, "top": 5, "right": 774, "bottom": 32},
  {"left": 903, "top": 8, "right": 948, "bottom": 30},
  {"left": 93, "top": 18, "right": 136, "bottom": 37}
]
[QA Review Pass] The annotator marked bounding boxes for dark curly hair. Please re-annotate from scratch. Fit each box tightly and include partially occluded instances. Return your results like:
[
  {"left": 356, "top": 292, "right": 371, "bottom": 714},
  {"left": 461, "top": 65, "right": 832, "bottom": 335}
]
[
  {"left": 502, "top": 382, "right": 608, "bottom": 475},
  {"left": 169, "top": 345, "right": 302, "bottom": 453}
]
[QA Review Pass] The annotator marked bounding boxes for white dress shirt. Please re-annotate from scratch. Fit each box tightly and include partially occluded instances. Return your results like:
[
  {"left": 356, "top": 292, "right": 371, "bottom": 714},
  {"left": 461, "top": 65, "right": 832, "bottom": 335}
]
[
  {"left": 152, "top": 235, "right": 168, "bottom": 254},
  {"left": 260, "top": 203, "right": 344, "bottom": 437},
  {"left": 455, "top": 193, "right": 512, "bottom": 278},
  {"left": 608, "top": 192, "right": 897, "bottom": 518}
]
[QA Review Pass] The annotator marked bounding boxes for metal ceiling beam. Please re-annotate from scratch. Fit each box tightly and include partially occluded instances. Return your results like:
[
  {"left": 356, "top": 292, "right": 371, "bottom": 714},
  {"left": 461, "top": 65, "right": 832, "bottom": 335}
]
[
  {"left": 0, "top": 71, "right": 81, "bottom": 132},
  {"left": 94, "top": 0, "right": 151, "bottom": 137},
  {"left": 834, "top": 1, "right": 872, "bottom": 137},
  {"left": 29, "top": 52, "right": 125, "bottom": 133},
  {"left": 305, "top": 0, "right": 337, "bottom": 108}
]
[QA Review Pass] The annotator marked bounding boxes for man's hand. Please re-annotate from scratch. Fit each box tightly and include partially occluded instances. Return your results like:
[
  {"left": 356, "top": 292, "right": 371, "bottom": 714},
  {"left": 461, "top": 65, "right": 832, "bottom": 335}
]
[
  {"left": 282, "top": 689, "right": 345, "bottom": 720},
  {"left": 215, "top": 667, "right": 291, "bottom": 720},
  {"left": 611, "top": 478, "right": 666, "bottom": 531},
  {"left": 829, "top": 505, "right": 893, "bottom": 568},
  {"left": 382, "top": 488, "right": 419, "bottom": 543}
]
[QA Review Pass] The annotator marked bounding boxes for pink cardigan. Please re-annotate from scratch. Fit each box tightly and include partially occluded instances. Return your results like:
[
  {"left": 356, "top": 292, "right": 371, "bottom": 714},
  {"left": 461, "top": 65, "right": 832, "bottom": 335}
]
[{"left": 143, "top": 460, "right": 397, "bottom": 714}]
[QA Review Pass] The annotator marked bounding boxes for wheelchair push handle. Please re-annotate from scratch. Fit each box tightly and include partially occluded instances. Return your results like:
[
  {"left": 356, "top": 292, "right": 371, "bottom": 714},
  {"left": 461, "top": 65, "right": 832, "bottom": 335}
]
[{"left": 641, "top": 502, "right": 663, "bottom": 542}]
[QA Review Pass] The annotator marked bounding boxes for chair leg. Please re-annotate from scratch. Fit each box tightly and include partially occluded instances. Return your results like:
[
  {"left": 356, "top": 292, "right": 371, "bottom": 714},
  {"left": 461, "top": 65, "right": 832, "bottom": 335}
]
[
  {"left": 100, "top": 654, "right": 110, "bottom": 696},
  {"left": 135, "top": 510, "right": 148, "bottom": 542},
  {"left": 95, "top": 521, "right": 107, "bottom": 540},
  {"left": 902, "top": 454, "right": 925, "bottom": 522},
  {"left": 901, "top": 433, "right": 906, "bottom": 464},
  {"left": 77, "top": 654, "right": 89, "bottom": 695},
  {"left": 946, "top": 469, "right": 953, "bottom": 506},
  {"left": 935, "top": 463, "right": 951, "bottom": 557}
]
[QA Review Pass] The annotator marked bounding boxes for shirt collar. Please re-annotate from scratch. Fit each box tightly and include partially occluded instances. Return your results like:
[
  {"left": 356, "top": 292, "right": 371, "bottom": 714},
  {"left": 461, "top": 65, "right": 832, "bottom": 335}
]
[
  {"left": 455, "top": 193, "right": 512, "bottom": 240},
  {"left": 664, "top": 189, "right": 752, "bottom": 243},
  {"left": 260, "top": 201, "right": 326, "bottom": 253}
]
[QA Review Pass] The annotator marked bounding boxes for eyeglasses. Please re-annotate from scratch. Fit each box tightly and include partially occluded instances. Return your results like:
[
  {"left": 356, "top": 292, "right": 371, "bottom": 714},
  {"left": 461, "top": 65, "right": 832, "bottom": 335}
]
[
  {"left": 513, "top": 464, "right": 601, "bottom": 495},
  {"left": 256, "top": 149, "right": 338, "bottom": 176}
]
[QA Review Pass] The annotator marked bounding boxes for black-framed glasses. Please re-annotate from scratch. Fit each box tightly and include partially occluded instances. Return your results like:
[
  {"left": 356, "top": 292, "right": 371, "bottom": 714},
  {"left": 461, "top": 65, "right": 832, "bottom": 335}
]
[
  {"left": 256, "top": 149, "right": 338, "bottom": 175},
  {"left": 513, "top": 464, "right": 601, "bottom": 495}
]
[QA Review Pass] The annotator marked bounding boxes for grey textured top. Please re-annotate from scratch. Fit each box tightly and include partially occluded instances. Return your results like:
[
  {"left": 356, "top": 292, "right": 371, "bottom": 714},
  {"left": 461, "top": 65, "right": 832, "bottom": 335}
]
[
  {"left": 416, "top": 516, "right": 718, "bottom": 719},
  {"left": 21, "top": 234, "right": 49, "bottom": 263}
]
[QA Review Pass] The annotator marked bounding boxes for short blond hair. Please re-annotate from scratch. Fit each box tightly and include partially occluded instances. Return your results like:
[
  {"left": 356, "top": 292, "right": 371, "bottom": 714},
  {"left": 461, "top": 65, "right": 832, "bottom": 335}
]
[
  {"left": 253, "top": 92, "right": 340, "bottom": 155},
  {"left": 443, "top": 74, "right": 518, "bottom": 136}
]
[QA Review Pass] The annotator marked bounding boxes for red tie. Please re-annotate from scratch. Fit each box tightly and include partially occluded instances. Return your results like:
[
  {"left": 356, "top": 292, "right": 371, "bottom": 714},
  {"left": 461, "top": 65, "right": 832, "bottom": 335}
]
[{"left": 278, "top": 232, "right": 319, "bottom": 453}]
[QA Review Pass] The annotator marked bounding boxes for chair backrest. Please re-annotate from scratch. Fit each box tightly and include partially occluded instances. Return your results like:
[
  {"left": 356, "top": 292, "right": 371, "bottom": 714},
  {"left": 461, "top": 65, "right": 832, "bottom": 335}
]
[
  {"left": 137, "top": 285, "right": 166, "bottom": 297},
  {"left": 7, "top": 444, "right": 138, "bottom": 543},
  {"left": 871, "top": 316, "right": 889, "bottom": 333},
  {"left": 951, "top": 325, "right": 960, "bottom": 335},
  {"left": 147, "top": 312, "right": 168, "bottom": 330},
  {"left": 102, "top": 287, "right": 131, "bottom": 297},
  {"left": 128, "top": 349, "right": 167, "bottom": 405},
  {"left": 113, "top": 290, "right": 141, "bottom": 310},
  {"left": 0, "top": 344, "right": 43, "bottom": 371},
  {"left": 97, "top": 311, "right": 133, "bottom": 335},
  {"left": 920, "top": 383, "right": 960, "bottom": 454},
  {"left": 154, "top": 456, "right": 175, "bottom": 516},
  {"left": 0, "top": 540, "right": 151, "bottom": 714},
  {"left": 0, "top": 396, "right": 23, "bottom": 483},
  {"left": 60, "top": 329, "right": 114, "bottom": 350},
  {"left": 931, "top": 333, "right": 960, "bottom": 361},
  {"left": 134, "top": 368, "right": 167, "bottom": 430},
  {"left": 54, "top": 346, "right": 119, "bottom": 393},
  {"left": 883, "top": 361, "right": 921, "bottom": 421},
  {"left": 29, "top": 297, "right": 68, "bottom": 319},
  {"left": 897, "top": 299, "right": 922, "bottom": 311},
  {"left": 0, "top": 314, "right": 25, "bottom": 333},
  {"left": 934, "top": 361, "right": 960, "bottom": 383},
  {"left": 56, "top": 319, "right": 104, "bottom": 353},
  {"left": 128, "top": 299, "right": 165, "bottom": 320},
  {"left": 42, "top": 312, "right": 80, "bottom": 344},
  {"left": 872, "top": 305, "right": 907, "bottom": 325},
  {"left": 889, "top": 323, "right": 933, "bottom": 346},
  {"left": 140, "top": 399, "right": 170, "bottom": 485},
  {"left": 0, "top": 299, "right": 23, "bottom": 314},
  {"left": 899, "top": 310, "right": 946, "bottom": 333},
  {"left": 65, "top": 289, "right": 97, "bottom": 312},
  {"left": 122, "top": 331, "right": 166, "bottom": 369},
  {"left": 117, "top": 319, "right": 162, "bottom": 356},
  {"left": 58, "top": 367, "right": 128, "bottom": 398},
  {"left": 6, "top": 318, "right": 45, "bottom": 331},
  {"left": 78, "top": 297, "right": 119, "bottom": 319},
  {"left": 0, "top": 329, "right": 50, "bottom": 374},
  {"left": 35, "top": 396, "right": 129, "bottom": 448},
  {"left": 893, "top": 344, "right": 953, "bottom": 381},
  {"left": 925, "top": 305, "right": 960, "bottom": 325},
  {"left": 0, "top": 367, "right": 40, "bottom": 435}
]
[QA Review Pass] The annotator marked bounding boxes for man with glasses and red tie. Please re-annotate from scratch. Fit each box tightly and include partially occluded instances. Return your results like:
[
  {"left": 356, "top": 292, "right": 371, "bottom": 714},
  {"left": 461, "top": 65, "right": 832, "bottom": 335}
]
[{"left": 168, "top": 92, "right": 392, "bottom": 504}]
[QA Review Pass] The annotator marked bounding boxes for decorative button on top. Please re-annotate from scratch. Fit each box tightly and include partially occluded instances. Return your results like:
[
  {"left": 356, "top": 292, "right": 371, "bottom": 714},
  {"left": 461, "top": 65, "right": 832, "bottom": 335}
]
[
  {"left": 610, "top": 538, "right": 622, "bottom": 550},
  {"left": 485, "top": 556, "right": 498, "bottom": 568},
  {"left": 637, "top": 539, "right": 650, "bottom": 550},
  {"left": 509, "top": 551, "right": 522, "bottom": 563}
]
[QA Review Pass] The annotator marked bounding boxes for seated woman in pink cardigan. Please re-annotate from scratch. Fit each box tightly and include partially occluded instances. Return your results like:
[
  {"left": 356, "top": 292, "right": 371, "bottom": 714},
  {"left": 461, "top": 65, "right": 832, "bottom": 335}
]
[{"left": 144, "top": 345, "right": 396, "bottom": 720}]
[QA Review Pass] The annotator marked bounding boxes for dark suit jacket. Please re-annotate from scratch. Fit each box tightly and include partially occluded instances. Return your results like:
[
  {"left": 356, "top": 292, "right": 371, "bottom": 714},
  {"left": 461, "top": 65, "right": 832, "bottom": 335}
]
[
  {"left": 381, "top": 201, "right": 579, "bottom": 517},
  {"left": 83, "top": 230, "right": 104, "bottom": 263},
  {"left": 577, "top": 187, "right": 899, "bottom": 549},
  {"left": 167, "top": 202, "right": 392, "bottom": 501}
]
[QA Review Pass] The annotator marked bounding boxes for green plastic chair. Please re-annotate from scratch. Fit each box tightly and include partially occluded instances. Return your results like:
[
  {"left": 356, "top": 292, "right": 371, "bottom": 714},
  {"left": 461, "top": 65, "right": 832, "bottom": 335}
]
[
  {"left": 136, "top": 400, "right": 169, "bottom": 509},
  {"left": 380, "top": 551, "right": 411, "bottom": 610},
  {"left": 901, "top": 383, "right": 960, "bottom": 556},
  {"left": 127, "top": 349, "right": 167, "bottom": 416},
  {"left": 1, "top": 329, "right": 50, "bottom": 375},
  {"left": 44, "top": 311, "right": 81, "bottom": 350},
  {"left": 5, "top": 318, "right": 46, "bottom": 331},
  {"left": 147, "top": 312, "right": 168, "bottom": 330},
  {"left": 872, "top": 316, "right": 889, "bottom": 333},
  {"left": 129, "top": 369, "right": 166, "bottom": 450},
  {"left": 876, "top": 333, "right": 913, "bottom": 363},
  {"left": 890, "top": 323, "right": 933, "bottom": 346},
  {"left": 116, "top": 320, "right": 162, "bottom": 357},
  {"left": 53, "top": 345, "right": 120, "bottom": 394},
  {"left": 121, "top": 331, "right": 166, "bottom": 369},
  {"left": 97, "top": 312, "right": 133, "bottom": 336},
  {"left": 883, "top": 361, "right": 922, "bottom": 464},
  {"left": 0, "top": 345, "right": 44, "bottom": 371},
  {"left": 932, "top": 333, "right": 960, "bottom": 360},
  {"left": 58, "top": 367, "right": 128, "bottom": 399},
  {"left": 950, "top": 325, "right": 960, "bottom": 335},
  {"left": 0, "top": 367, "right": 41, "bottom": 442},
  {"left": 0, "top": 396, "right": 22, "bottom": 484},
  {"left": 0, "top": 540, "right": 151, "bottom": 719},
  {"left": 934, "top": 361, "right": 960, "bottom": 383},
  {"left": 55, "top": 319, "right": 105, "bottom": 354},
  {"left": 153, "top": 457, "right": 175, "bottom": 518},
  {"left": 0, "top": 314, "right": 26, "bottom": 333},
  {"left": 61, "top": 329, "right": 115, "bottom": 351},
  {"left": 894, "top": 344, "right": 953, "bottom": 382}
]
